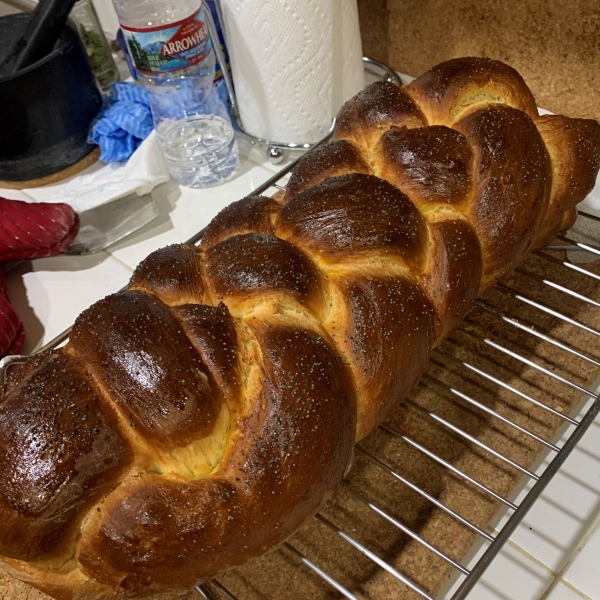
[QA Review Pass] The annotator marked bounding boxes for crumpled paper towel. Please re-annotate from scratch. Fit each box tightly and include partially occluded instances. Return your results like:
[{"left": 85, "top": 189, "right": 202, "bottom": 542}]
[
  {"left": 221, "top": 0, "right": 365, "bottom": 143},
  {"left": 88, "top": 83, "right": 154, "bottom": 163},
  {"left": 22, "top": 131, "right": 169, "bottom": 214}
]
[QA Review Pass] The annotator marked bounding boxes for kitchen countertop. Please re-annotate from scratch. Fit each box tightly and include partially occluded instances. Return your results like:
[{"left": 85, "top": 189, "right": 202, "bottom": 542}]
[
  {"left": 356, "top": 0, "right": 600, "bottom": 124},
  {"left": 3, "top": 107, "right": 600, "bottom": 600}
]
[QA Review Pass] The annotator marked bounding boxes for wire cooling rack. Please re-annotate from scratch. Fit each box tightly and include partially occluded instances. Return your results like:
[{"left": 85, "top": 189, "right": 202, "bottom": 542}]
[
  {"left": 194, "top": 162, "right": 600, "bottom": 599},
  {"left": 2, "top": 158, "right": 600, "bottom": 600}
]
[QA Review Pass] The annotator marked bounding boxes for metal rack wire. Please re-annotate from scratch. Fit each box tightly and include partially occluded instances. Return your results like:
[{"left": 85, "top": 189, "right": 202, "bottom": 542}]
[
  {"left": 2, "top": 157, "right": 600, "bottom": 600},
  {"left": 193, "top": 166, "right": 600, "bottom": 600}
]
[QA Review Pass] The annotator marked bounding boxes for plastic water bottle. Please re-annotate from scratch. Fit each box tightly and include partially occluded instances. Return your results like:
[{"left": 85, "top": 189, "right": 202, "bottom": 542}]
[{"left": 112, "top": 0, "right": 239, "bottom": 187}]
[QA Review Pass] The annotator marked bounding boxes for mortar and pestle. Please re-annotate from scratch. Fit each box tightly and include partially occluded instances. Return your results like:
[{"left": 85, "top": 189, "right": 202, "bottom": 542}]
[{"left": 0, "top": 0, "right": 103, "bottom": 187}]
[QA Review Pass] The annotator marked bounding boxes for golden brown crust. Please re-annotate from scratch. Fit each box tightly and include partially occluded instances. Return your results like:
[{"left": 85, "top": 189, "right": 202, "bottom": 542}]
[
  {"left": 77, "top": 319, "right": 355, "bottom": 593},
  {"left": 323, "top": 271, "right": 433, "bottom": 440},
  {"left": 1, "top": 57, "right": 600, "bottom": 599},
  {"left": 373, "top": 124, "right": 473, "bottom": 207},
  {"left": 278, "top": 173, "right": 428, "bottom": 271},
  {"left": 285, "top": 139, "right": 372, "bottom": 200},
  {"left": 406, "top": 56, "right": 539, "bottom": 126},
  {"left": 454, "top": 104, "right": 548, "bottom": 290},
  {"left": 334, "top": 80, "right": 426, "bottom": 149},
  {"left": 533, "top": 115, "right": 600, "bottom": 248},
  {"left": 129, "top": 245, "right": 205, "bottom": 306},
  {"left": 0, "top": 351, "right": 132, "bottom": 562},
  {"left": 419, "top": 217, "right": 482, "bottom": 343},
  {"left": 200, "top": 195, "right": 281, "bottom": 250},
  {"left": 70, "top": 291, "right": 222, "bottom": 453},
  {"left": 204, "top": 233, "right": 327, "bottom": 318},
  {"left": 173, "top": 303, "right": 243, "bottom": 407}
]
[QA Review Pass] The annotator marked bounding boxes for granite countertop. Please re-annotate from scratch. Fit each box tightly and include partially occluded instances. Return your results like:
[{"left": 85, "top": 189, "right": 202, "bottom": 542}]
[{"left": 357, "top": 0, "right": 600, "bottom": 123}]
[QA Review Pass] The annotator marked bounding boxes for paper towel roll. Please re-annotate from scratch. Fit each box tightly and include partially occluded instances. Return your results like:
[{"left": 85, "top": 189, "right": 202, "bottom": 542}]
[{"left": 220, "top": 0, "right": 365, "bottom": 144}]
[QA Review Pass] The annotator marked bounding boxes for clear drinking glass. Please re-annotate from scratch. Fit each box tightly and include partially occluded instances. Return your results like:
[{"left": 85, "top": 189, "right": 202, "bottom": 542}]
[{"left": 151, "top": 81, "right": 239, "bottom": 188}]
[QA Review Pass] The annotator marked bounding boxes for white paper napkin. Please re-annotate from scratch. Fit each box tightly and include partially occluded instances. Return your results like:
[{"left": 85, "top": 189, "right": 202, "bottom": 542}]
[{"left": 12, "top": 131, "right": 169, "bottom": 214}]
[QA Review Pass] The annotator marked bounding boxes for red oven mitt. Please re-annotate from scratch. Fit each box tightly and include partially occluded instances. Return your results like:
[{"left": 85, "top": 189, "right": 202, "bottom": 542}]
[
  {"left": 0, "top": 198, "right": 79, "bottom": 358},
  {"left": 0, "top": 270, "right": 25, "bottom": 358},
  {"left": 0, "top": 198, "right": 80, "bottom": 262}
]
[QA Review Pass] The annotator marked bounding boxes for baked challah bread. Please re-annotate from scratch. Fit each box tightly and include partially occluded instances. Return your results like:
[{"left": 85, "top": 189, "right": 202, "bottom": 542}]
[{"left": 1, "top": 57, "right": 600, "bottom": 599}]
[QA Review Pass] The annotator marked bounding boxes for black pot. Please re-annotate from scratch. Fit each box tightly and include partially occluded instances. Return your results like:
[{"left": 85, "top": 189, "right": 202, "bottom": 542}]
[{"left": 0, "top": 14, "right": 102, "bottom": 182}]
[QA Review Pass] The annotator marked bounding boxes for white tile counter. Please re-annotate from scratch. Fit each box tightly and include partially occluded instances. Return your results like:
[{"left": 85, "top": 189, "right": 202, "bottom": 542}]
[
  {"left": 3, "top": 136, "right": 600, "bottom": 600},
  {"left": 441, "top": 387, "right": 600, "bottom": 600}
]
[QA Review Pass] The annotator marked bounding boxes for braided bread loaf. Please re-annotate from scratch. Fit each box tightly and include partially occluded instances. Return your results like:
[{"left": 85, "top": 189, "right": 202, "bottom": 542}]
[{"left": 1, "top": 57, "right": 600, "bottom": 599}]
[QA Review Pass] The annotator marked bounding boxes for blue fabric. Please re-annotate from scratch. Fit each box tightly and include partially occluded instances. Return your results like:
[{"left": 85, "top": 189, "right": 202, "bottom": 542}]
[
  {"left": 88, "top": 82, "right": 154, "bottom": 163},
  {"left": 215, "top": 78, "right": 230, "bottom": 109}
]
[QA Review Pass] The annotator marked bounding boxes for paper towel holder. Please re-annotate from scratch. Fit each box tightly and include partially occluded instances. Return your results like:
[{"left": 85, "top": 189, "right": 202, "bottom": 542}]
[{"left": 205, "top": 8, "right": 401, "bottom": 164}]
